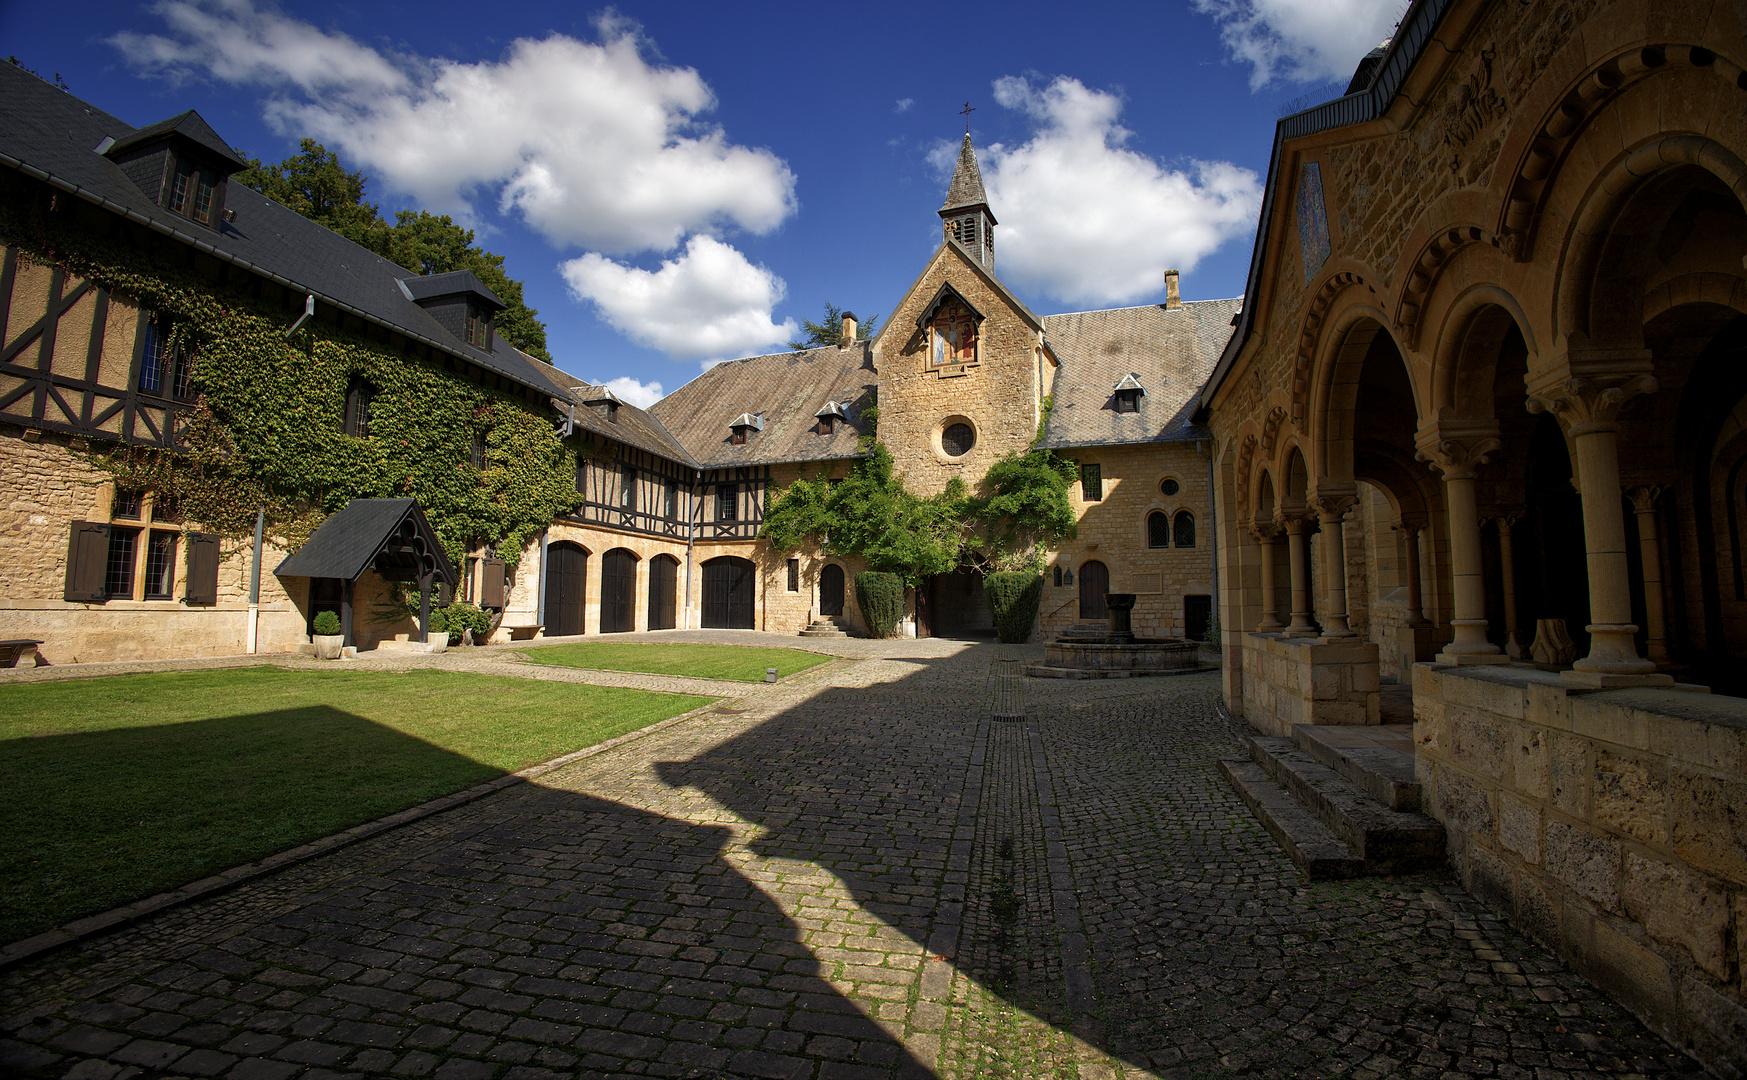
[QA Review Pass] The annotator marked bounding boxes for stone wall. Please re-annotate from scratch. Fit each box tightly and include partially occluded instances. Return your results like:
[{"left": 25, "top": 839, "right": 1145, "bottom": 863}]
[
  {"left": 1043, "top": 442, "right": 1216, "bottom": 639},
  {"left": 1414, "top": 663, "right": 1747, "bottom": 1075},
  {"left": 1240, "top": 633, "right": 1382, "bottom": 735},
  {"left": 0, "top": 427, "right": 307, "bottom": 663}
]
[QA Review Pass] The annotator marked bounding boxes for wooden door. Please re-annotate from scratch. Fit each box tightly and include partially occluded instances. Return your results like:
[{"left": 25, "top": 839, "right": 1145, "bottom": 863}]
[
  {"left": 543, "top": 542, "right": 587, "bottom": 636},
  {"left": 703, "top": 557, "right": 755, "bottom": 629},
  {"left": 648, "top": 556, "right": 678, "bottom": 630},
  {"left": 1079, "top": 560, "right": 1109, "bottom": 621},
  {"left": 601, "top": 549, "right": 637, "bottom": 633},
  {"left": 819, "top": 563, "right": 844, "bottom": 616},
  {"left": 916, "top": 577, "right": 934, "bottom": 638}
]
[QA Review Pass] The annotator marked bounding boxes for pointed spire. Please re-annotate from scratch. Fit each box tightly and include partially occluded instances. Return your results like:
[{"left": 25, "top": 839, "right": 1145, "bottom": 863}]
[{"left": 940, "top": 133, "right": 989, "bottom": 212}]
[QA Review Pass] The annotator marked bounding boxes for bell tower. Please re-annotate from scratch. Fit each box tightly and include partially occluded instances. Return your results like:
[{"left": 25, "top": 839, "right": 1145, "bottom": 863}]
[{"left": 939, "top": 132, "right": 996, "bottom": 271}]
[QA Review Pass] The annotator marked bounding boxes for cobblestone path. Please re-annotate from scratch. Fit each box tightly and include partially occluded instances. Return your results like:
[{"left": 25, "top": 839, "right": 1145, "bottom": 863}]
[{"left": 0, "top": 640, "right": 1708, "bottom": 1079}]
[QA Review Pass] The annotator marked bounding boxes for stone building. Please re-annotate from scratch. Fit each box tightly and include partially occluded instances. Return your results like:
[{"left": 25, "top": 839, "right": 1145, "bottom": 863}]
[
  {"left": 0, "top": 66, "right": 1232, "bottom": 659},
  {"left": 1197, "top": 0, "right": 1747, "bottom": 1070}
]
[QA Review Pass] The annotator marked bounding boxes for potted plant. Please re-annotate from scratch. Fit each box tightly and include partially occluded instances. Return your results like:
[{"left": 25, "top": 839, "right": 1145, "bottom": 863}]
[
  {"left": 311, "top": 610, "right": 344, "bottom": 660},
  {"left": 426, "top": 610, "right": 450, "bottom": 653}
]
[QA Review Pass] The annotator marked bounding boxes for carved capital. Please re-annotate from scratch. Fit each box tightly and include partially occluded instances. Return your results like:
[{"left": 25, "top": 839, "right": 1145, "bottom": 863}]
[
  {"left": 1309, "top": 493, "right": 1358, "bottom": 522},
  {"left": 1626, "top": 484, "right": 1663, "bottom": 514},
  {"left": 1248, "top": 521, "right": 1282, "bottom": 544},
  {"left": 1525, "top": 374, "right": 1658, "bottom": 432},
  {"left": 1393, "top": 516, "right": 1429, "bottom": 537},
  {"left": 1276, "top": 509, "right": 1311, "bottom": 535},
  {"left": 1416, "top": 418, "right": 1503, "bottom": 481}
]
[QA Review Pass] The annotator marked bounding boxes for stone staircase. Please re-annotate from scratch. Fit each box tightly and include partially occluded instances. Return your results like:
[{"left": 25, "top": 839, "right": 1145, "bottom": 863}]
[
  {"left": 1219, "top": 723, "right": 1446, "bottom": 879},
  {"left": 798, "top": 616, "right": 852, "bottom": 638}
]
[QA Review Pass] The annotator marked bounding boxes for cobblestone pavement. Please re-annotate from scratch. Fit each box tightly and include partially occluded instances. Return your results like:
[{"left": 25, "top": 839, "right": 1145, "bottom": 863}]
[{"left": 0, "top": 639, "right": 1709, "bottom": 1079}]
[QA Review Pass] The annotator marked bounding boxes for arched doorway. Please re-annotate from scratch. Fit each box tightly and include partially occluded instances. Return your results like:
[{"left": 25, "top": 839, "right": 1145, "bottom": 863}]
[
  {"left": 648, "top": 554, "right": 678, "bottom": 631},
  {"left": 601, "top": 548, "right": 638, "bottom": 633},
  {"left": 819, "top": 563, "right": 844, "bottom": 617},
  {"left": 543, "top": 542, "right": 588, "bottom": 637},
  {"left": 702, "top": 556, "right": 755, "bottom": 629},
  {"left": 1079, "top": 560, "right": 1109, "bottom": 620}
]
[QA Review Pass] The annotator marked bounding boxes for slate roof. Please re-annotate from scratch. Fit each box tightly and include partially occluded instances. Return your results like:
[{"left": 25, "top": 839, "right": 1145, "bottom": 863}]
[
  {"left": 0, "top": 63, "right": 567, "bottom": 401},
  {"left": 106, "top": 109, "right": 249, "bottom": 171},
  {"left": 274, "top": 498, "right": 455, "bottom": 585},
  {"left": 519, "top": 355, "right": 699, "bottom": 466},
  {"left": 1038, "top": 297, "right": 1243, "bottom": 449},
  {"left": 940, "top": 133, "right": 992, "bottom": 214},
  {"left": 649, "top": 343, "right": 878, "bottom": 468},
  {"left": 400, "top": 269, "right": 504, "bottom": 309}
]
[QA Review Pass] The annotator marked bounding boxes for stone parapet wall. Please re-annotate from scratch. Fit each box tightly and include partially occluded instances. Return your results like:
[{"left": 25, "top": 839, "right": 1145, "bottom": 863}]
[
  {"left": 1414, "top": 664, "right": 1747, "bottom": 1075},
  {"left": 1239, "top": 633, "right": 1382, "bottom": 735}
]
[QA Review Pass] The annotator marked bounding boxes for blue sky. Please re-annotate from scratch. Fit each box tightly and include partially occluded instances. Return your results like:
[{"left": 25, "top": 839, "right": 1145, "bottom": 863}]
[{"left": 2, "top": 0, "right": 1403, "bottom": 404}]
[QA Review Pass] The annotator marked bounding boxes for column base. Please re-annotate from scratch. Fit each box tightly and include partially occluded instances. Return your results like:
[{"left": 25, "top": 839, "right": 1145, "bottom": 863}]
[{"left": 1436, "top": 650, "right": 1512, "bottom": 666}]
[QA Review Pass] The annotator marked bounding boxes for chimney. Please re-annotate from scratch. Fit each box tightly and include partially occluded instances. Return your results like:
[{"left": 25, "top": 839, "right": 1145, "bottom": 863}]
[
  {"left": 839, "top": 311, "right": 857, "bottom": 348},
  {"left": 1164, "top": 270, "right": 1182, "bottom": 310}
]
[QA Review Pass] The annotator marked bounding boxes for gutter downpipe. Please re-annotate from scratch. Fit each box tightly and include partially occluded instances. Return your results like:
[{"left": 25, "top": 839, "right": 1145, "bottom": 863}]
[
  {"left": 1198, "top": 441, "right": 1219, "bottom": 638},
  {"left": 684, "top": 471, "right": 701, "bottom": 628},
  {"left": 247, "top": 506, "right": 264, "bottom": 654}
]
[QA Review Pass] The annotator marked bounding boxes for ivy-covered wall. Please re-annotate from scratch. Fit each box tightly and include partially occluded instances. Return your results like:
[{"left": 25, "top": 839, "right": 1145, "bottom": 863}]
[{"left": 1, "top": 182, "right": 582, "bottom": 567}]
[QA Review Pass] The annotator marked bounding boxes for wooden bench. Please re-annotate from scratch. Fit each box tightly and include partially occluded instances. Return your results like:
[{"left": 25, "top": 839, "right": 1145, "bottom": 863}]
[{"left": 0, "top": 639, "right": 44, "bottom": 668}]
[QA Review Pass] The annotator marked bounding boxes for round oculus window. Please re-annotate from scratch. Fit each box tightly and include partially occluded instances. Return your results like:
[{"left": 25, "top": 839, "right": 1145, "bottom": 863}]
[
  {"left": 1160, "top": 477, "right": 1180, "bottom": 497},
  {"left": 941, "top": 423, "right": 975, "bottom": 457}
]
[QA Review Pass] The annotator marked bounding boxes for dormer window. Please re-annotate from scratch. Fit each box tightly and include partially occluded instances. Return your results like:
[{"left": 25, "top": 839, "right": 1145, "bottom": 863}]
[
  {"left": 815, "top": 400, "right": 848, "bottom": 436},
  {"left": 1113, "top": 373, "right": 1145, "bottom": 414},
  {"left": 103, "top": 110, "right": 246, "bottom": 231},
  {"left": 729, "top": 412, "right": 763, "bottom": 445},
  {"left": 818, "top": 416, "right": 835, "bottom": 436},
  {"left": 168, "top": 157, "right": 219, "bottom": 225},
  {"left": 466, "top": 302, "right": 493, "bottom": 349}
]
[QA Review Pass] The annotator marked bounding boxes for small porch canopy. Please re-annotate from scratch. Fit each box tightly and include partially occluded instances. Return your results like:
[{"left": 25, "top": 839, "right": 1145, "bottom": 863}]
[{"left": 275, "top": 499, "right": 457, "bottom": 645}]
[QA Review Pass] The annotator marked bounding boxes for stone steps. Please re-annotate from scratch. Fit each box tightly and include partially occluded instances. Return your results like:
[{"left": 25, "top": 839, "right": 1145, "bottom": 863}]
[
  {"left": 1290, "top": 724, "right": 1421, "bottom": 811},
  {"left": 1220, "top": 733, "right": 1445, "bottom": 879},
  {"left": 799, "top": 617, "right": 851, "bottom": 638}
]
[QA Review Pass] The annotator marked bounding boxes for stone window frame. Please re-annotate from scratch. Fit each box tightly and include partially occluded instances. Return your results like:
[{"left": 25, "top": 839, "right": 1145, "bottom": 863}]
[
  {"left": 1140, "top": 499, "right": 1194, "bottom": 550},
  {"left": 930, "top": 414, "right": 980, "bottom": 466}
]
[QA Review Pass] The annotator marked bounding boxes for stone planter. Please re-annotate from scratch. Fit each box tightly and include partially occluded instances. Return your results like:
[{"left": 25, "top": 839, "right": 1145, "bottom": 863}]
[
  {"left": 426, "top": 632, "right": 450, "bottom": 654},
  {"left": 312, "top": 633, "right": 345, "bottom": 660}
]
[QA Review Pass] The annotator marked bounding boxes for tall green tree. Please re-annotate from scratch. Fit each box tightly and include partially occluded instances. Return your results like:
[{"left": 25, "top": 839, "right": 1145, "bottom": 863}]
[
  {"left": 788, "top": 302, "right": 880, "bottom": 351},
  {"left": 236, "top": 141, "right": 552, "bottom": 362}
]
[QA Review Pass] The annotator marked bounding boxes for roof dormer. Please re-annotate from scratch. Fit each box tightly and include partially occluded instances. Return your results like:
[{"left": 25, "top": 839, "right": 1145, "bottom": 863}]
[
  {"left": 815, "top": 400, "right": 849, "bottom": 435},
  {"left": 398, "top": 270, "right": 506, "bottom": 352},
  {"left": 729, "top": 412, "right": 764, "bottom": 445},
  {"left": 102, "top": 110, "right": 247, "bottom": 230},
  {"left": 1113, "top": 373, "right": 1145, "bottom": 414},
  {"left": 578, "top": 386, "right": 622, "bottom": 424}
]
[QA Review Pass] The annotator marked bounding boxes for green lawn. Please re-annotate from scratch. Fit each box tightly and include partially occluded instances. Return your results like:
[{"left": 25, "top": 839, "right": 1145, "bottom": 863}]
[
  {"left": 0, "top": 666, "right": 710, "bottom": 945},
  {"left": 522, "top": 641, "right": 831, "bottom": 682}
]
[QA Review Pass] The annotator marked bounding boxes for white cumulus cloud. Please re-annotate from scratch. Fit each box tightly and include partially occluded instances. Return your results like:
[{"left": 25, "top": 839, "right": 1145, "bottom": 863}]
[
  {"left": 591, "top": 376, "right": 664, "bottom": 408},
  {"left": 1192, "top": 0, "right": 1402, "bottom": 90},
  {"left": 111, "top": 2, "right": 797, "bottom": 255},
  {"left": 561, "top": 236, "right": 799, "bottom": 361},
  {"left": 978, "top": 76, "right": 1262, "bottom": 307}
]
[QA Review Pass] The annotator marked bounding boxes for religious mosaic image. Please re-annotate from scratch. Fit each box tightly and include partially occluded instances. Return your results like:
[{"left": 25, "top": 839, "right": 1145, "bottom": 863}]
[
  {"left": 930, "top": 303, "right": 977, "bottom": 365},
  {"left": 1296, "top": 161, "right": 1330, "bottom": 285}
]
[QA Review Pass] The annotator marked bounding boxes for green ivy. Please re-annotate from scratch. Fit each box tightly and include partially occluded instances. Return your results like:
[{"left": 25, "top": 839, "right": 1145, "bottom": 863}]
[{"left": 1, "top": 185, "right": 581, "bottom": 567}]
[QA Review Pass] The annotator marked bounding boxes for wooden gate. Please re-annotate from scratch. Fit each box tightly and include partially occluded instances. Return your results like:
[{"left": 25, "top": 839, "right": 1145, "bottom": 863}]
[
  {"left": 648, "top": 555, "right": 678, "bottom": 630},
  {"left": 819, "top": 563, "right": 845, "bottom": 617},
  {"left": 1079, "top": 560, "right": 1109, "bottom": 621},
  {"left": 702, "top": 556, "right": 755, "bottom": 629},
  {"left": 601, "top": 548, "right": 637, "bottom": 633},
  {"left": 543, "top": 542, "right": 588, "bottom": 636}
]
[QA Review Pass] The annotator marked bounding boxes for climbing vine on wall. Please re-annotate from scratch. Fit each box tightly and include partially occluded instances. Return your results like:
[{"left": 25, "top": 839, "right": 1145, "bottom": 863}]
[{"left": 1, "top": 189, "right": 581, "bottom": 566}]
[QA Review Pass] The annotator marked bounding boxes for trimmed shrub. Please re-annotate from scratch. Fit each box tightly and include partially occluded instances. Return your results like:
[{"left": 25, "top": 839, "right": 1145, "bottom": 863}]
[
  {"left": 429, "top": 611, "right": 448, "bottom": 635},
  {"left": 312, "top": 610, "right": 341, "bottom": 636},
  {"left": 855, "top": 571, "right": 905, "bottom": 639},
  {"left": 985, "top": 571, "right": 1044, "bottom": 644},
  {"left": 442, "top": 601, "right": 492, "bottom": 643}
]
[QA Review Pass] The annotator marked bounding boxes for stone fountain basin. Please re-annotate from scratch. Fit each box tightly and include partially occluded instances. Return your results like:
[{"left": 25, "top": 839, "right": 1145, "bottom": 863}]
[{"left": 1028, "top": 637, "right": 1204, "bottom": 679}]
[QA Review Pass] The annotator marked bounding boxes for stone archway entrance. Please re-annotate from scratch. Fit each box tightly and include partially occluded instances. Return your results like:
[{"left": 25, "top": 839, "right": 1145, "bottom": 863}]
[
  {"left": 918, "top": 568, "right": 994, "bottom": 638},
  {"left": 601, "top": 549, "right": 638, "bottom": 633},
  {"left": 544, "top": 542, "right": 588, "bottom": 637},
  {"left": 702, "top": 556, "right": 755, "bottom": 629},
  {"left": 648, "top": 555, "right": 678, "bottom": 630},
  {"left": 819, "top": 563, "right": 845, "bottom": 617},
  {"left": 1078, "top": 560, "right": 1109, "bottom": 621}
]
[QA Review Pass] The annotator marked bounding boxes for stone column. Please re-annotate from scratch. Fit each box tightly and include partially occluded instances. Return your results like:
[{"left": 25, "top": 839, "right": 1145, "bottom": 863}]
[
  {"left": 1395, "top": 519, "right": 1431, "bottom": 627},
  {"left": 1418, "top": 422, "right": 1507, "bottom": 664},
  {"left": 1527, "top": 374, "right": 1671, "bottom": 685},
  {"left": 1250, "top": 522, "right": 1284, "bottom": 632},
  {"left": 1627, "top": 486, "right": 1669, "bottom": 663},
  {"left": 1311, "top": 489, "right": 1359, "bottom": 640},
  {"left": 1279, "top": 511, "right": 1318, "bottom": 637},
  {"left": 1494, "top": 516, "right": 1523, "bottom": 659}
]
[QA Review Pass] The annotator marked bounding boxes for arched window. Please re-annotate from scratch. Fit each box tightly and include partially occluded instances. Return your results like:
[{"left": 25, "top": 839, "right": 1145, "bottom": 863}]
[
  {"left": 1173, "top": 511, "right": 1196, "bottom": 548},
  {"left": 1148, "top": 511, "right": 1170, "bottom": 548}
]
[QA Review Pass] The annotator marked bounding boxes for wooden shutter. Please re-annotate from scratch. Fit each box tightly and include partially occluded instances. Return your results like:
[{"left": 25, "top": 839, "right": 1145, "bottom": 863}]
[
  {"left": 184, "top": 532, "right": 220, "bottom": 604},
  {"left": 64, "top": 521, "right": 110, "bottom": 602},
  {"left": 482, "top": 557, "right": 506, "bottom": 608}
]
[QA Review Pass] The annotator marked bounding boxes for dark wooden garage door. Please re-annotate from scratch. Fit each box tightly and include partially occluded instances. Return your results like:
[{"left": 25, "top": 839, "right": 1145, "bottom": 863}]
[
  {"left": 601, "top": 548, "right": 637, "bottom": 633},
  {"left": 648, "top": 555, "right": 678, "bottom": 630},
  {"left": 544, "top": 542, "right": 588, "bottom": 637},
  {"left": 702, "top": 556, "right": 755, "bottom": 629}
]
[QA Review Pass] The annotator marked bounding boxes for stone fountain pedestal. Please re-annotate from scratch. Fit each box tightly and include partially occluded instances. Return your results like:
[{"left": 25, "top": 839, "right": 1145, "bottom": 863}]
[{"left": 1027, "top": 593, "right": 1208, "bottom": 678}]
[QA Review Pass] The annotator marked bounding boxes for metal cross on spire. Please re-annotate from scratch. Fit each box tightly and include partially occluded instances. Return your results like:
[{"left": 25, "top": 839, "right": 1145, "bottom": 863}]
[{"left": 960, "top": 101, "right": 976, "bottom": 133}]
